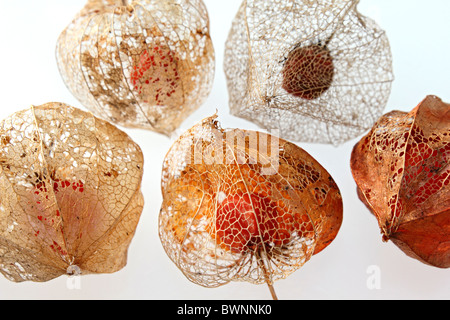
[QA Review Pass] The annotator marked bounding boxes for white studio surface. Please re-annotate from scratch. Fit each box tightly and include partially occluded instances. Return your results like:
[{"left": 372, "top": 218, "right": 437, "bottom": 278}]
[{"left": 0, "top": 0, "right": 448, "bottom": 300}]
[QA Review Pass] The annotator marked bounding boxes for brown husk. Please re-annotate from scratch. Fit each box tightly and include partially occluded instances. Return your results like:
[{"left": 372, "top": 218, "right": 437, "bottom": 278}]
[{"left": 351, "top": 95, "right": 450, "bottom": 268}]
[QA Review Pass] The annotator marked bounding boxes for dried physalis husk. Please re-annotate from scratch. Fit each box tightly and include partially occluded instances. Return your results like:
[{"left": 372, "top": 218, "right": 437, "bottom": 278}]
[
  {"left": 56, "top": 0, "right": 215, "bottom": 135},
  {"left": 0, "top": 103, "right": 144, "bottom": 282},
  {"left": 351, "top": 96, "right": 450, "bottom": 268},
  {"left": 159, "top": 115, "right": 343, "bottom": 299},
  {"left": 224, "top": 0, "right": 394, "bottom": 145}
]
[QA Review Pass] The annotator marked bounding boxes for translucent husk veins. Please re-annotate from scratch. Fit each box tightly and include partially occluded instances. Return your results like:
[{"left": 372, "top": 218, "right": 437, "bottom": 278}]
[
  {"left": 351, "top": 95, "right": 450, "bottom": 268},
  {"left": 56, "top": 0, "right": 215, "bottom": 135},
  {"left": 0, "top": 103, "right": 144, "bottom": 282},
  {"left": 159, "top": 115, "right": 343, "bottom": 298},
  {"left": 224, "top": 0, "right": 394, "bottom": 145}
]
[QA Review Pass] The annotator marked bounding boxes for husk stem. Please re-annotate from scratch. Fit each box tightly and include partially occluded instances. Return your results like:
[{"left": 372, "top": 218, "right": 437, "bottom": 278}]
[{"left": 256, "top": 249, "right": 278, "bottom": 300}]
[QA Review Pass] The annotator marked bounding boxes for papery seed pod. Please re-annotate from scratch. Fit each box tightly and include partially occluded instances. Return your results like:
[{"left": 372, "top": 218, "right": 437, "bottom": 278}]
[
  {"left": 0, "top": 103, "right": 144, "bottom": 282},
  {"left": 351, "top": 95, "right": 450, "bottom": 268},
  {"left": 224, "top": 0, "right": 394, "bottom": 145},
  {"left": 159, "top": 115, "right": 343, "bottom": 299},
  {"left": 56, "top": 0, "right": 215, "bottom": 135}
]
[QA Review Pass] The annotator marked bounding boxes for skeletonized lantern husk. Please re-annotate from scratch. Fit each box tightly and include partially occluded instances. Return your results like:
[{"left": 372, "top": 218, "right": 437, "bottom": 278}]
[
  {"left": 0, "top": 103, "right": 144, "bottom": 282},
  {"left": 351, "top": 96, "right": 450, "bottom": 268},
  {"left": 224, "top": 0, "right": 394, "bottom": 145},
  {"left": 56, "top": 0, "right": 215, "bottom": 136},
  {"left": 159, "top": 115, "right": 343, "bottom": 298}
]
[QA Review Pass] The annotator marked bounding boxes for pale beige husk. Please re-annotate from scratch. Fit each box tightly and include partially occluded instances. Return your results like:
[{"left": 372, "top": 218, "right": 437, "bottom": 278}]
[
  {"left": 224, "top": 0, "right": 393, "bottom": 145},
  {"left": 0, "top": 102, "right": 144, "bottom": 282},
  {"left": 56, "top": 0, "right": 215, "bottom": 135}
]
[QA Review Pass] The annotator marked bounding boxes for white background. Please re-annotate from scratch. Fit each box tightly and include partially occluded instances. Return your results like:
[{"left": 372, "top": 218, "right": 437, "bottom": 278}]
[{"left": 0, "top": 0, "right": 449, "bottom": 300}]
